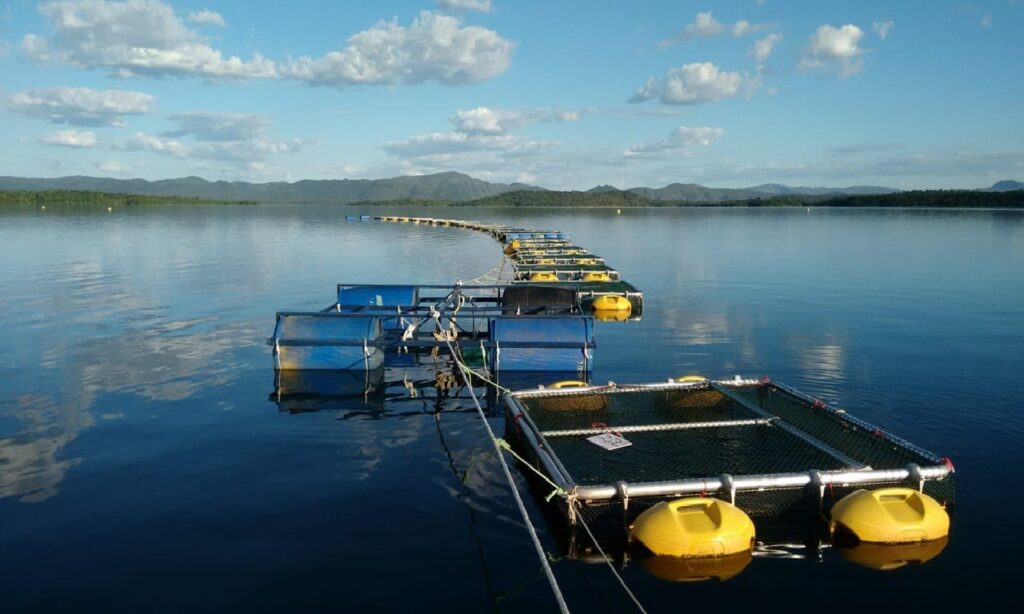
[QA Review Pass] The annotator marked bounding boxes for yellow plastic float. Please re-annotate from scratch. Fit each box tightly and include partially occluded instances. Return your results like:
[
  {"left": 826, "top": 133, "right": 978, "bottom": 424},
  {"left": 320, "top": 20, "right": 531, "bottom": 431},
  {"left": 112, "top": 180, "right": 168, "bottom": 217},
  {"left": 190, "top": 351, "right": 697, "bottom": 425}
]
[
  {"left": 593, "top": 310, "right": 629, "bottom": 322},
  {"left": 536, "top": 381, "right": 607, "bottom": 411},
  {"left": 639, "top": 550, "right": 753, "bottom": 583},
  {"left": 529, "top": 272, "right": 558, "bottom": 282},
  {"left": 840, "top": 536, "right": 949, "bottom": 571},
  {"left": 548, "top": 380, "right": 590, "bottom": 389},
  {"left": 630, "top": 498, "right": 755, "bottom": 558},
  {"left": 676, "top": 375, "right": 708, "bottom": 384},
  {"left": 576, "top": 258, "right": 596, "bottom": 265},
  {"left": 582, "top": 272, "right": 612, "bottom": 282},
  {"left": 829, "top": 487, "right": 950, "bottom": 543},
  {"left": 535, "top": 258, "right": 556, "bottom": 265},
  {"left": 591, "top": 295, "right": 632, "bottom": 317}
]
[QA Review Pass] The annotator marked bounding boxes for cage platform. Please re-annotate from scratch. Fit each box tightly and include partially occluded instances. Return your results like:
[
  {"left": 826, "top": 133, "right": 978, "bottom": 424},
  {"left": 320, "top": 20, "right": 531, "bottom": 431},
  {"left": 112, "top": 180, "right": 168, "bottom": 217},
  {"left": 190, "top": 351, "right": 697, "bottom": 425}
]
[{"left": 504, "top": 378, "right": 955, "bottom": 524}]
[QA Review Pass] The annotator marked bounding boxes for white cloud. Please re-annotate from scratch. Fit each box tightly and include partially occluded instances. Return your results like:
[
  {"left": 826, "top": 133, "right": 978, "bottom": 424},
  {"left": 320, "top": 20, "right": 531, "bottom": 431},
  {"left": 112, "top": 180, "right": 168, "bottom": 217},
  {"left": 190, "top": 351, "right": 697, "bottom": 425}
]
[
  {"left": 872, "top": 20, "right": 894, "bottom": 39},
  {"left": 281, "top": 11, "right": 513, "bottom": 86},
  {"left": 187, "top": 9, "right": 226, "bottom": 27},
  {"left": 450, "top": 106, "right": 581, "bottom": 134},
  {"left": 39, "top": 129, "right": 98, "bottom": 147},
  {"left": 22, "top": 3, "right": 511, "bottom": 87},
  {"left": 627, "top": 126, "right": 725, "bottom": 154},
  {"left": 381, "top": 131, "right": 551, "bottom": 158},
  {"left": 113, "top": 112, "right": 308, "bottom": 163},
  {"left": 112, "top": 131, "right": 306, "bottom": 161},
  {"left": 96, "top": 159, "right": 132, "bottom": 173},
  {"left": 749, "top": 33, "right": 781, "bottom": 62},
  {"left": 23, "top": 0, "right": 275, "bottom": 79},
  {"left": 662, "top": 11, "right": 766, "bottom": 45},
  {"left": 164, "top": 112, "right": 270, "bottom": 141},
  {"left": 436, "top": 0, "right": 492, "bottom": 12},
  {"left": 630, "top": 62, "right": 745, "bottom": 104},
  {"left": 799, "top": 24, "right": 865, "bottom": 78},
  {"left": 8, "top": 86, "right": 156, "bottom": 126},
  {"left": 113, "top": 132, "right": 188, "bottom": 156}
]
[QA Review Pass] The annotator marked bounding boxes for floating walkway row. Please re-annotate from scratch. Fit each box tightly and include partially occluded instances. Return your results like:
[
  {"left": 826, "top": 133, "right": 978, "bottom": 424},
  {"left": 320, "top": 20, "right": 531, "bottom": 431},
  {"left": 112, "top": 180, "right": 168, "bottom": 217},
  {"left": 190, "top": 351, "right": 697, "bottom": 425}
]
[
  {"left": 273, "top": 215, "right": 955, "bottom": 591},
  {"left": 374, "top": 215, "right": 644, "bottom": 320}
]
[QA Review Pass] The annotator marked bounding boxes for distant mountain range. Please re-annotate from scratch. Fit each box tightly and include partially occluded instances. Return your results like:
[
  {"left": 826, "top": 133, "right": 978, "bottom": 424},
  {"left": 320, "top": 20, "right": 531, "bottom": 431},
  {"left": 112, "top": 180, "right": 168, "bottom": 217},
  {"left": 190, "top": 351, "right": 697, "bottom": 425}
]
[{"left": 0, "top": 172, "right": 1018, "bottom": 204}]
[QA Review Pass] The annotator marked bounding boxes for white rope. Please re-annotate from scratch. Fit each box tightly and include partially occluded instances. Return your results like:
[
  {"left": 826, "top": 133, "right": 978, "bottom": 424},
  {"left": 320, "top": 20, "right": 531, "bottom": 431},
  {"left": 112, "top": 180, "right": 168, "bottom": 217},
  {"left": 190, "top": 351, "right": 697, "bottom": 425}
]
[
  {"left": 443, "top": 323, "right": 646, "bottom": 613},
  {"left": 571, "top": 500, "right": 648, "bottom": 614},
  {"left": 437, "top": 320, "right": 570, "bottom": 614}
]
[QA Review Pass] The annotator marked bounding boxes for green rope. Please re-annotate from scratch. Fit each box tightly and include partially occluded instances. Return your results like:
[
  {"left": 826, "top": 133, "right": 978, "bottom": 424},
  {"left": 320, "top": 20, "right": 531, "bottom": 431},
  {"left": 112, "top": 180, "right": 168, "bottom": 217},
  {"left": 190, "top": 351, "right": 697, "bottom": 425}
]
[{"left": 496, "top": 438, "right": 568, "bottom": 502}]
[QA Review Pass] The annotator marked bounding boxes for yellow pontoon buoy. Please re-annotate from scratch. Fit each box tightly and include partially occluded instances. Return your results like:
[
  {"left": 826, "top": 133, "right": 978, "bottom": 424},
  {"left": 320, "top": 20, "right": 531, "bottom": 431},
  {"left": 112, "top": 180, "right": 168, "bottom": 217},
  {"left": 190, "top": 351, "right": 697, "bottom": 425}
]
[
  {"left": 548, "top": 380, "right": 590, "bottom": 389},
  {"left": 591, "top": 295, "right": 631, "bottom": 316},
  {"left": 593, "top": 310, "right": 629, "bottom": 322},
  {"left": 535, "top": 258, "right": 556, "bottom": 265},
  {"left": 582, "top": 272, "right": 611, "bottom": 282},
  {"left": 676, "top": 375, "right": 707, "bottom": 384},
  {"left": 576, "top": 258, "right": 596, "bottom": 265},
  {"left": 630, "top": 498, "right": 755, "bottom": 558},
  {"left": 840, "top": 536, "right": 948, "bottom": 571},
  {"left": 529, "top": 272, "right": 558, "bottom": 282},
  {"left": 829, "top": 488, "right": 950, "bottom": 544},
  {"left": 639, "top": 550, "right": 752, "bottom": 583}
]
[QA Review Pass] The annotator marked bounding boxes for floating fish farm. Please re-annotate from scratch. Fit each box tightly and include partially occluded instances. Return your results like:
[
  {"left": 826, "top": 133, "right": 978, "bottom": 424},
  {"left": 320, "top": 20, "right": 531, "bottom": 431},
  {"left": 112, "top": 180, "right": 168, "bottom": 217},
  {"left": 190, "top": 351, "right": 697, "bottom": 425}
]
[{"left": 269, "top": 214, "right": 956, "bottom": 589}]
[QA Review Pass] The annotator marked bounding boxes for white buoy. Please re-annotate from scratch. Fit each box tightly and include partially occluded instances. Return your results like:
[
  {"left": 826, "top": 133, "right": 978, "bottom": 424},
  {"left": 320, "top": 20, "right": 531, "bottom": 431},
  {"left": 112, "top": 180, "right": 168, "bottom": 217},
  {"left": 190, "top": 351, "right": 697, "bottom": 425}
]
[
  {"left": 107, "top": 206, "right": 112, "bottom": 212},
  {"left": 617, "top": 209, "right": 622, "bottom": 214}
]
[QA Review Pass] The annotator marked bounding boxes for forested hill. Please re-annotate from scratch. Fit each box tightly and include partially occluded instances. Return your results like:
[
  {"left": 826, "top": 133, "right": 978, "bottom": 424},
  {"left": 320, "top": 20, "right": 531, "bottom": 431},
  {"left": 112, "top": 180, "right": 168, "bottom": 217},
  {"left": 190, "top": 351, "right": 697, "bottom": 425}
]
[
  {"left": 352, "top": 189, "right": 1024, "bottom": 209},
  {"left": 0, "top": 190, "right": 254, "bottom": 206}
]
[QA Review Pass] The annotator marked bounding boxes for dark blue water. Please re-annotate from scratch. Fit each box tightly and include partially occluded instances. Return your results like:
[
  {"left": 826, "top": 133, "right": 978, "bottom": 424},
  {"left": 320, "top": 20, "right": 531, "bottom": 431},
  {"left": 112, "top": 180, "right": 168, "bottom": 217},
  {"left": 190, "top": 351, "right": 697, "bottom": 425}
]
[{"left": 2, "top": 205, "right": 1022, "bottom": 610}]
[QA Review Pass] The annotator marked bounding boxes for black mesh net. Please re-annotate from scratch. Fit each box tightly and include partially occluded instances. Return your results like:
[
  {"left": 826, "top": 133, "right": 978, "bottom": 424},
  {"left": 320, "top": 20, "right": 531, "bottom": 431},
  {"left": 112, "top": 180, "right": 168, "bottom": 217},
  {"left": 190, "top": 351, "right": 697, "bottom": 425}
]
[{"left": 509, "top": 382, "right": 956, "bottom": 519}]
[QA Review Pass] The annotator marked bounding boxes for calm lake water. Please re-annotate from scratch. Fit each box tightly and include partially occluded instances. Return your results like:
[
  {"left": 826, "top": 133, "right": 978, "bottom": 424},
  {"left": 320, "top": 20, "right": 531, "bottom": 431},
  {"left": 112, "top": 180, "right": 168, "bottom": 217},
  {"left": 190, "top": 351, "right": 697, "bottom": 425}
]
[{"left": 2, "top": 205, "right": 1023, "bottom": 611}]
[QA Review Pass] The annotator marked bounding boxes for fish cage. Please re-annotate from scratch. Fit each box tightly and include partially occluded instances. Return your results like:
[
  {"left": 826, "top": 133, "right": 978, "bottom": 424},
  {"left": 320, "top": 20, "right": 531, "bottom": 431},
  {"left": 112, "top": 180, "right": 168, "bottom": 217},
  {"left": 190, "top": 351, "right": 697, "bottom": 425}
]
[
  {"left": 270, "top": 284, "right": 597, "bottom": 373},
  {"left": 503, "top": 378, "right": 955, "bottom": 526}
]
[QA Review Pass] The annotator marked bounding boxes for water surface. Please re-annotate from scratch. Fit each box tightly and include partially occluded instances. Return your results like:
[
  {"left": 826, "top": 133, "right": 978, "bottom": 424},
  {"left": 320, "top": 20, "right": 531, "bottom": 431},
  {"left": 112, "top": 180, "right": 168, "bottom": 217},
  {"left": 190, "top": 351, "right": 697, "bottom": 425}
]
[{"left": 2, "top": 205, "right": 1022, "bottom": 610}]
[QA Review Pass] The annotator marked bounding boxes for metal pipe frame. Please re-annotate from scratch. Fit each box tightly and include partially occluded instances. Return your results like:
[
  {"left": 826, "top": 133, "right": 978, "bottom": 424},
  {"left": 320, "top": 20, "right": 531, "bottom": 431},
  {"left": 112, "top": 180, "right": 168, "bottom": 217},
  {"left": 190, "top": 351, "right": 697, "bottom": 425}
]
[
  {"left": 540, "top": 418, "right": 773, "bottom": 438},
  {"left": 503, "top": 378, "right": 954, "bottom": 510}
]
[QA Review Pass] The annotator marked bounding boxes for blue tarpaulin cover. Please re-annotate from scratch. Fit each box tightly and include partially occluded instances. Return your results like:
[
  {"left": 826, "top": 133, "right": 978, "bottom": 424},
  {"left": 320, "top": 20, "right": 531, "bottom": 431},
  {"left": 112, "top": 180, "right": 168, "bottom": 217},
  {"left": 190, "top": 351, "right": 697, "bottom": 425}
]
[
  {"left": 488, "top": 316, "right": 593, "bottom": 373},
  {"left": 273, "top": 314, "right": 384, "bottom": 370}
]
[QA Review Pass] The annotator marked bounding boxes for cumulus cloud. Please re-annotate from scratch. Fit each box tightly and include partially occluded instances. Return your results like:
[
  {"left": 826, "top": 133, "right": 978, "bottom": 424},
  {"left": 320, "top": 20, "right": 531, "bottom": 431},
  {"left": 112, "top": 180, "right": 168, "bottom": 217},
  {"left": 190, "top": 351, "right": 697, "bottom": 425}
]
[
  {"left": 627, "top": 126, "right": 725, "bottom": 155},
  {"left": 384, "top": 132, "right": 512, "bottom": 156},
  {"left": 23, "top": 0, "right": 275, "bottom": 78},
  {"left": 872, "top": 20, "right": 894, "bottom": 39},
  {"left": 384, "top": 104, "right": 579, "bottom": 162},
  {"left": 113, "top": 131, "right": 305, "bottom": 161},
  {"left": 450, "top": 106, "right": 580, "bottom": 134},
  {"left": 113, "top": 132, "right": 188, "bottom": 156},
  {"left": 114, "top": 113, "right": 307, "bottom": 163},
  {"left": 39, "top": 129, "right": 98, "bottom": 147},
  {"left": 436, "top": 0, "right": 492, "bottom": 12},
  {"left": 630, "top": 62, "right": 745, "bottom": 105},
  {"left": 8, "top": 86, "right": 155, "bottom": 126},
  {"left": 187, "top": 9, "right": 226, "bottom": 27},
  {"left": 163, "top": 112, "right": 270, "bottom": 141},
  {"left": 662, "top": 11, "right": 767, "bottom": 45},
  {"left": 22, "top": 2, "right": 512, "bottom": 87},
  {"left": 799, "top": 24, "right": 865, "bottom": 78},
  {"left": 749, "top": 33, "right": 782, "bottom": 63},
  {"left": 281, "top": 11, "right": 513, "bottom": 86}
]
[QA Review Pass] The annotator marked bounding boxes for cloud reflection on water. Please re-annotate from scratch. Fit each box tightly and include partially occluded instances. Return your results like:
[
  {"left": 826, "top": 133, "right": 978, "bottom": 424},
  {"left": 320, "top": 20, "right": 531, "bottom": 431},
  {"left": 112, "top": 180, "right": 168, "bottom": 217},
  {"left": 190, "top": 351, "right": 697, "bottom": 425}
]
[{"left": 1, "top": 319, "right": 257, "bottom": 502}]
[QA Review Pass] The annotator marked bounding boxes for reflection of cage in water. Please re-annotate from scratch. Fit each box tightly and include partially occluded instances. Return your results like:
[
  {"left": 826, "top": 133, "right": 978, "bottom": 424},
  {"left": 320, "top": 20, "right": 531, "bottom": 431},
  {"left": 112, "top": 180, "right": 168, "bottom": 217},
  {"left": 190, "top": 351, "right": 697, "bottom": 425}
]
[{"left": 504, "top": 379, "right": 955, "bottom": 524}]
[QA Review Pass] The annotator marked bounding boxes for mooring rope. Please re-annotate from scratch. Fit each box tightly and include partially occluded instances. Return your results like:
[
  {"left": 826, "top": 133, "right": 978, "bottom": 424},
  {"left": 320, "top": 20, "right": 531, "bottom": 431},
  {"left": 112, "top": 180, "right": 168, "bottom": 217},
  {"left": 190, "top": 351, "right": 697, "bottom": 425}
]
[
  {"left": 437, "top": 320, "right": 570, "bottom": 614},
  {"left": 442, "top": 315, "right": 646, "bottom": 614},
  {"left": 570, "top": 500, "right": 648, "bottom": 614}
]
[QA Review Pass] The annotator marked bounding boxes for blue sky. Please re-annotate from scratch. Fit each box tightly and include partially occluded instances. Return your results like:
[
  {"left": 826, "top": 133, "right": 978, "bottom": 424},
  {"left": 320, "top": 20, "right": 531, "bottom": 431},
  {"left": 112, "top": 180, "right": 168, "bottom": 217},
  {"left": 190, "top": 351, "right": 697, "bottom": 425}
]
[{"left": 1, "top": 0, "right": 1021, "bottom": 189}]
